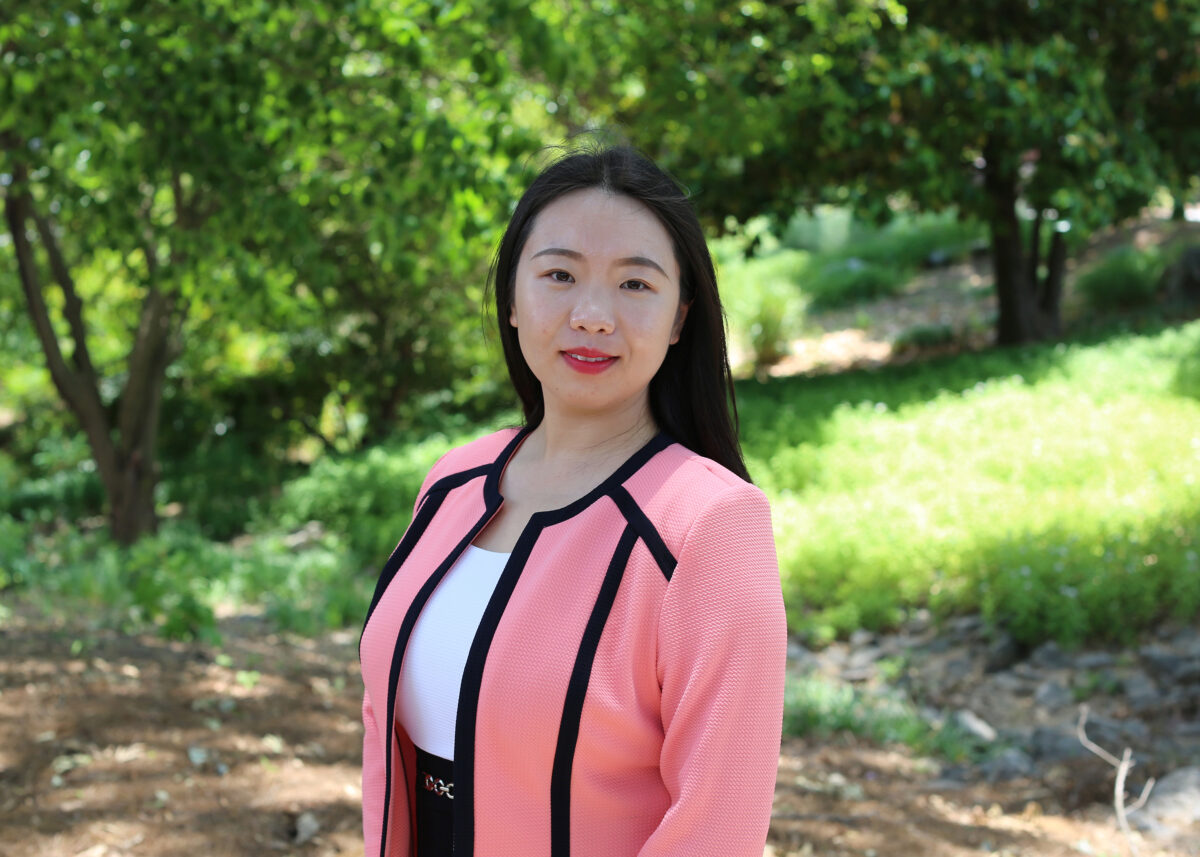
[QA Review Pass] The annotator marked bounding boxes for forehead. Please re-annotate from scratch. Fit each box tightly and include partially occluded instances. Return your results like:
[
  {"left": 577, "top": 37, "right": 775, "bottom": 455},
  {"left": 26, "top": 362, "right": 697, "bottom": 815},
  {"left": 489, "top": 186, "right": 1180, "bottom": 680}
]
[{"left": 524, "top": 188, "right": 678, "bottom": 276}]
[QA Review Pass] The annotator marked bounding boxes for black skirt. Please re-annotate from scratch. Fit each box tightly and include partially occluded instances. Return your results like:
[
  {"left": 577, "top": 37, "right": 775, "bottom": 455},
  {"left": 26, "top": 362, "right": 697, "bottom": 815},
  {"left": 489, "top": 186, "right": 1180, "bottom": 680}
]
[{"left": 414, "top": 746, "right": 454, "bottom": 856}]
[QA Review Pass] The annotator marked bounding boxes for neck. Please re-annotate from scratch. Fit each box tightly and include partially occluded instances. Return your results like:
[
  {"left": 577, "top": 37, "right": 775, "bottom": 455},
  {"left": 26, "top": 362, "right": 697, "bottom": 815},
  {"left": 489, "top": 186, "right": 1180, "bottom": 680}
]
[{"left": 530, "top": 398, "right": 658, "bottom": 469}]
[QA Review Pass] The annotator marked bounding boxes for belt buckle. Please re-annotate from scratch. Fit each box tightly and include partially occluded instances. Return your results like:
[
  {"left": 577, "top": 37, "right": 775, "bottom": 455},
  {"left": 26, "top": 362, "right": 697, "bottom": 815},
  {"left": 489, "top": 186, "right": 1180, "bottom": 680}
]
[{"left": 422, "top": 771, "right": 454, "bottom": 800}]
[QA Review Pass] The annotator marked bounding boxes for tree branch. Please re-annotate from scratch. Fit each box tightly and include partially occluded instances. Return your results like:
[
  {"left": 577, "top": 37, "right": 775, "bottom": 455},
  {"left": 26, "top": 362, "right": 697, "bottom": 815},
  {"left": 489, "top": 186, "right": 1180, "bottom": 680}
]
[
  {"left": 116, "top": 287, "right": 176, "bottom": 451},
  {"left": 3, "top": 176, "right": 119, "bottom": 490},
  {"left": 31, "top": 209, "right": 101, "bottom": 387}
]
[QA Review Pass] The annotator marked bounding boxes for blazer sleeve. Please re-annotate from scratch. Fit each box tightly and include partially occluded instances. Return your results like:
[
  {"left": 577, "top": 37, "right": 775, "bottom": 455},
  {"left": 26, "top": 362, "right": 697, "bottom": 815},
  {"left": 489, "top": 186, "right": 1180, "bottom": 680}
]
[
  {"left": 361, "top": 449, "right": 453, "bottom": 856},
  {"left": 642, "top": 481, "right": 786, "bottom": 857}
]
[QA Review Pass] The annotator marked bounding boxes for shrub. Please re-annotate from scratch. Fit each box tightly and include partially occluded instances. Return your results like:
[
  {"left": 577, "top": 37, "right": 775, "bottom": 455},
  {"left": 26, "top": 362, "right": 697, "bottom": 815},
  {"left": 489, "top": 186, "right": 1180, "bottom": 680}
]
[
  {"left": 1075, "top": 246, "right": 1166, "bottom": 310},
  {"left": 783, "top": 673, "right": 981, "bottom": 761},
  {"left": 803, "top": 257, "right": 908, "bottom": 307},
  {"left": 892, "top": 323, "right": 958, "bottom": 351},
  {"left": 718, "top": 250, "right": 809, "bottom": 375}
]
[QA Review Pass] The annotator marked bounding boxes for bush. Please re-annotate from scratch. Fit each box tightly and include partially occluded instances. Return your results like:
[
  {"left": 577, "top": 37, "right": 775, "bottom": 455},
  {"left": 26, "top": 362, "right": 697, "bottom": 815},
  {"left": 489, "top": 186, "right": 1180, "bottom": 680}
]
[
  {"left": 784, "top": 673, "right": 981, "bottom": 761},
  {"left": 1075, "top": 246, "right": 1166, "bottom": 310},
  {"left": 259, "top": 426, "right": 494, "bottom": 566},
  {"left": 803, "top": 257, "right": 908, "bottom": 307},
  {"left": 892, "top": 323, "right": 958, "bottom": 351},
  {"left": 719, "top": 250, "right": 810, "bottom": 375}
]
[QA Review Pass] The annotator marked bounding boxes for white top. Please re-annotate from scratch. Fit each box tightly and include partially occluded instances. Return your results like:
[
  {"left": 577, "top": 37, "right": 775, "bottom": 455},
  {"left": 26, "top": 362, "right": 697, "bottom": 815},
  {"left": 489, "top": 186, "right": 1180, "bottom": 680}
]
[{"left": 396, "top": 544, "right": 510, "bottom": 760}]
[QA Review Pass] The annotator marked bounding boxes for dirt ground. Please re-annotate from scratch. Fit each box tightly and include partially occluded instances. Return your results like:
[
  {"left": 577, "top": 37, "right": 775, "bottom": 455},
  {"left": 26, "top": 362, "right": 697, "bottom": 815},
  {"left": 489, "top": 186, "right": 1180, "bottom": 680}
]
[{"left": 0, "top": 607, "right": 1185, "bottom": 857}]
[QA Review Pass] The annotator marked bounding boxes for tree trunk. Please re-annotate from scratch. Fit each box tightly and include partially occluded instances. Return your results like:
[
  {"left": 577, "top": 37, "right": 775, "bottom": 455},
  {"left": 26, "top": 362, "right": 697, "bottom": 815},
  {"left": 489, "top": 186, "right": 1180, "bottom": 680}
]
[
  {"left": 984, "top": 153, "right": 1062, "bottom": 344},
  {"left": 4, "top": 173, "right": 174, "bottom": 545}
]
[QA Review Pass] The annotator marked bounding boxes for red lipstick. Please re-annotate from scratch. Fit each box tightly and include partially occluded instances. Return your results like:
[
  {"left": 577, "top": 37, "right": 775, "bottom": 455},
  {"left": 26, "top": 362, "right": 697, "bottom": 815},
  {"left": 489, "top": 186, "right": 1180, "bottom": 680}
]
[{"left": 562, "top": 347, "right": 617, "bottom": 374}]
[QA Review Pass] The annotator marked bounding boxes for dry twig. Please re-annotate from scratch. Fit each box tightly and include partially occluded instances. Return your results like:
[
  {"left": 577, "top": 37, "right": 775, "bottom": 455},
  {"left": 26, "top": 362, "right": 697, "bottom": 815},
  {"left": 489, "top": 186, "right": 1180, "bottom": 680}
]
[{"left": 1076, "top": 704, "right": 1156, "bottom": 856}]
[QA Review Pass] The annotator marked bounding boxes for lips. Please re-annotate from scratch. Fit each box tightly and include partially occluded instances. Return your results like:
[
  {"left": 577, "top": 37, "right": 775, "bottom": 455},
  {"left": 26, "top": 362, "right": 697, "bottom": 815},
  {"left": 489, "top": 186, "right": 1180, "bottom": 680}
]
[{"left": 562, "top": 347, "right": 617, "bottom": 374}]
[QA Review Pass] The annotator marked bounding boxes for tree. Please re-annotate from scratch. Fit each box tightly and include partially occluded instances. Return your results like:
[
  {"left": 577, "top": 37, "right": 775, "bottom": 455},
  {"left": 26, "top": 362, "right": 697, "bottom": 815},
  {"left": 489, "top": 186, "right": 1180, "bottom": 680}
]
[
  {"left": 1, "top": 0, "right": 530, "bottom": 543},
  {"left": 555, "top": 0, "right": 1200, "bottom": 343}
]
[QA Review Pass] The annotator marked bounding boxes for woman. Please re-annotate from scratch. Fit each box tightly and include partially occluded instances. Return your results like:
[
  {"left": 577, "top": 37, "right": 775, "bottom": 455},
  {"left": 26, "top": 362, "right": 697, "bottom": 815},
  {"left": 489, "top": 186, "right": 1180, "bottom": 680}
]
[{"left": 360, "top": 145, "right": 785, "bottom": 857}]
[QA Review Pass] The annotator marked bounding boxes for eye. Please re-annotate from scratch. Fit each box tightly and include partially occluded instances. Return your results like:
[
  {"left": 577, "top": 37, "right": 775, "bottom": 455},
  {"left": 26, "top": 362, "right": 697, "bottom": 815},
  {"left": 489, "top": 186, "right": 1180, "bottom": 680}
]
[
  {"left": 548, "top": 270, "right": 574, "bottom": 283},
  {"left": 621, "top": 279, "right": 651, "bottom": 291}
]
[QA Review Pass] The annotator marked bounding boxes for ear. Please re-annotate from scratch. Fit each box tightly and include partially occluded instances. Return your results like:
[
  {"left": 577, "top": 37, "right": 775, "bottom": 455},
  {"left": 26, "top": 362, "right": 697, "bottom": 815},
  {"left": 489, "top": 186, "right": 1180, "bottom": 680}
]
[
  {"left": 669, "top": 301, "right": 690, "bottom": 345},
  {"left": 509, "top": 302, "right": 518, "bottom": 328}
]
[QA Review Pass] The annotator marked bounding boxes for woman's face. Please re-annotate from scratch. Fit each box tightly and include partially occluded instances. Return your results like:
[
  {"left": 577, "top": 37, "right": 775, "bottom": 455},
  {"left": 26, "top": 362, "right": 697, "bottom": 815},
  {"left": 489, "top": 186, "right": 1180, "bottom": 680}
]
[{"left": 510, "top": 188, "right": 689, "bottom": 425}]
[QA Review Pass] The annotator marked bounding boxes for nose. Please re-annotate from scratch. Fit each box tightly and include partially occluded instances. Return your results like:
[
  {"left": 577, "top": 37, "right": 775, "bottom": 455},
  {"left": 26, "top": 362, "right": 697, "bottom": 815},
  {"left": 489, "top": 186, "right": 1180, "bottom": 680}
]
[{"left": 569, "top": 283, "right": 615, "bottom": 335}]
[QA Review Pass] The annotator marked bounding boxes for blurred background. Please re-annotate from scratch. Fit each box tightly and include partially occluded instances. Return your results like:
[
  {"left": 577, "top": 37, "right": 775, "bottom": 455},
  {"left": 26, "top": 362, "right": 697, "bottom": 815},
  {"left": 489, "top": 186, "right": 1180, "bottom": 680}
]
[{"left": 2, "top": 2, "right": 1199, "bottom": 855}]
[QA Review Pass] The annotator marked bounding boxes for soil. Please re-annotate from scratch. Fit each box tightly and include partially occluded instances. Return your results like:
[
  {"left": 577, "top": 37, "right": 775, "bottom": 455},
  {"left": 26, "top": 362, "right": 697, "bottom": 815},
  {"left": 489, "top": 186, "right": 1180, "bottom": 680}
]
[{"left": 0, "top": 606, "right": 1188, "bottom": 857}]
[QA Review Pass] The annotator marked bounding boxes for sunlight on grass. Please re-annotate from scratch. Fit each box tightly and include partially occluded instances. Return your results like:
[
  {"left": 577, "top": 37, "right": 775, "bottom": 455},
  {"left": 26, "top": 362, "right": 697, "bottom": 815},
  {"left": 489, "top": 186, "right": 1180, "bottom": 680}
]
[{"left": 745, "top": 322, "right": 1200, "bottom": 644}]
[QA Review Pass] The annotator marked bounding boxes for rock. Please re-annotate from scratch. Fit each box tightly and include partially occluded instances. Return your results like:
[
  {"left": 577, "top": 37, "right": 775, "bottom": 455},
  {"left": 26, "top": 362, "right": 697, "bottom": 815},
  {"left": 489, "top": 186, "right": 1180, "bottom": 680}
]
[
  {"left": 949, "top": 615, "right": 985, "bottom": 638},
  {"left": 1030, "top": 641, "right": 1070, "bottom": 669},
  {"left": 1073, "top": 652, "right": 1116, "bottom": 670},
  {"left": 1084, "top": 712, "right": 1150, "bottom": 748},
  {"left": 952, "top": 709, "right": 998, "bottom": 743},
  {"left": 847, "top": 645, "right": 883, "bottom": 669},
  {"left": 1141, "top": 645, "right": 1200, "bottom": 683},
  {"left": 1170, "top": 625, "right": 1200, "bottom": 658},
  {"left": 1034, "top": 679, "right": 1073, "bottom": 711},
  {"left": 984, "top": 632, "right": 1021, "bottom": 673},
  {"left": 980, "top": 747, "right": 1036, "bottom": 782},
  {"left": 787, "top": 639, "right": 820, "bottom": 673},
  {"left": 1031, "top": 726, "right": 1088, "bottom": 762},
  {"left": 1131, "top": 766, "right": 1200, "bottom": 848},
  {"left": 944, "top": 656, "right": 974, "bottom": 683},
  {"left": 1122, "top": 671, "right": 1160, "bottom": 714},
  {"left": 294, "top": 811, "right": 321, "bottom": 845},
  {"left": 849, "top": 629, "right": 876, "bottom": 647}
]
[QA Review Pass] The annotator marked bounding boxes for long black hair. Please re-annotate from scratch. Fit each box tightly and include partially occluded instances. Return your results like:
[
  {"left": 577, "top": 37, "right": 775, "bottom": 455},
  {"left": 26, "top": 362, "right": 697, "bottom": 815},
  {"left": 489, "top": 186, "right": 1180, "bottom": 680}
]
[{"left": 487, "top": 145, "right": 750, "bottom": 483}]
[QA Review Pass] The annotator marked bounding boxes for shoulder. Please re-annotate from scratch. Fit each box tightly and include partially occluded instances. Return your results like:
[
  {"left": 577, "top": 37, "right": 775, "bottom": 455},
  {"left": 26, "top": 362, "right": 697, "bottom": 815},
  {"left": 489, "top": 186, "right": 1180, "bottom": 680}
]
[
  {"left": 623, "top": 440, "right": 772, "bottom": 557},
  {"left": 420, "top": 427, "right": 520, "bottom": 495}
]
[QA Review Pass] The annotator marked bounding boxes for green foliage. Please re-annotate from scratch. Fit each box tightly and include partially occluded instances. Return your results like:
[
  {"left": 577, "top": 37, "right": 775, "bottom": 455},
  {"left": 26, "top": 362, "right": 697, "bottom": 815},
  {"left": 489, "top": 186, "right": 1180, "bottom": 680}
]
[
  {"left": 741, "top": 319, "right": 1200, "bottom": 646},
  {"left": 892, "top": 323, "right": 957, "bottom": 351},
  {"left": 783, "top": 674, "right": 980, "bottom": 761},
  {"left": 261, "top": 427, "right": 483, "bottom": 566},
  {"left": 225, "top": 532, "right": 365, "bottom": 636},
  {"left": 9, "top": 523, "right": 226, "bottom": 642},
  {"left": 588, "top": 0, "right": 1200, "bottom": 340},
  {"left": 1075, "top": 246, "right": 1166, "bottom": 311},
  {"left": 823, "top": 211, "right": 986, "bottom": 272},
  {"left": 0, "top": 515, "right": 40, "bottom": 590},
  {"left": 0, "top": 430, "right": 104, "bottom": 522},
  {"left": 715, "top": 240, "right": 810, "bottom": 374},
  {"left": 804, "top": 257, "right": 907, "bottom": 308}
]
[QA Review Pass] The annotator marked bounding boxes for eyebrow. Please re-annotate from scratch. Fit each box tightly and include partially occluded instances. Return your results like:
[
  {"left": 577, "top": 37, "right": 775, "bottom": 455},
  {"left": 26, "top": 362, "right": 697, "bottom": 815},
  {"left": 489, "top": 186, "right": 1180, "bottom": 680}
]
[{"left": 530, "top": 247, "right": 669, "bottom": 278}]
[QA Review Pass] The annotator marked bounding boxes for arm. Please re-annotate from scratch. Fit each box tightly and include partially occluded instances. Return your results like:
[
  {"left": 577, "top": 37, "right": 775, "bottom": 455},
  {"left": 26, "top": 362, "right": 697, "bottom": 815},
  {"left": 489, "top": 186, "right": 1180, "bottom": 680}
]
[
  {"left": 362, "top": 691, "right": 388, "bottom": 857},
  {"left": 642, "top": 482, "right": 786, "bottom": 857},
  {"left": 361, "top": 451, "right": 452, "bottom": 856}
]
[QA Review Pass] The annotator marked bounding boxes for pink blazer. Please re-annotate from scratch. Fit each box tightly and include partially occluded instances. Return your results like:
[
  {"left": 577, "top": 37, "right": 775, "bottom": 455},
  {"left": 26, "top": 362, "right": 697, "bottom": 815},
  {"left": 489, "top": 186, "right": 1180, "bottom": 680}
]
[{"left": 360, "top": 427, "right": 786, "bottom": 857}]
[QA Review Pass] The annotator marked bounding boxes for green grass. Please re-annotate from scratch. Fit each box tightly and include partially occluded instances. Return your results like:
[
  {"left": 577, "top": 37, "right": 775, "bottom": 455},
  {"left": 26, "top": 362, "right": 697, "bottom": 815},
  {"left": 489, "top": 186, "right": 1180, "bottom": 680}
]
[{"left": 741, "top": 319, "right": 1200, "bottom": 646}]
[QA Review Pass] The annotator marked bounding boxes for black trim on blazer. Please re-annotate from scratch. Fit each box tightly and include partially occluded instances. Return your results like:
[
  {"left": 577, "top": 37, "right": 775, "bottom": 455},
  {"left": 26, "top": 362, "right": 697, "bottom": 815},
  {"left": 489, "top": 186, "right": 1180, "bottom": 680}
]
[
  {"left": 374, "top": 484, "right": 505, "bottom": 857},
  {"left": 550, "top": 523, "right": 638, "bottom": 857},
  {"left": 451, "top": 516, "right": 540, "bottom": 855},
  {"left": 360, "top": 462, "right": 492, "bottom": 643},
  {"left": 611, "top": 485, "right": 678, "bottom": 581}
]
